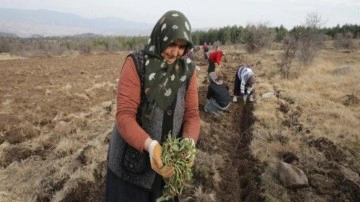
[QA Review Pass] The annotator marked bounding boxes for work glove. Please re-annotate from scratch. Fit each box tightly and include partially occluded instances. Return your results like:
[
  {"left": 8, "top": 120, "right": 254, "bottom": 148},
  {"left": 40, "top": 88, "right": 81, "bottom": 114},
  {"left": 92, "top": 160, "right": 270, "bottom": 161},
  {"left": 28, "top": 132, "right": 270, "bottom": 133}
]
[
  {"left": 148, "top": 140, "right": 174, "bottom": 178},
  {"left": 249, "top": 95, "right": 254, "bottom": 102},
  {"left": 181, "top": 138, "right": 196, "bottom": 167},
  {"left": 232, "top": 96, "right": 238, "bottom": 103}
]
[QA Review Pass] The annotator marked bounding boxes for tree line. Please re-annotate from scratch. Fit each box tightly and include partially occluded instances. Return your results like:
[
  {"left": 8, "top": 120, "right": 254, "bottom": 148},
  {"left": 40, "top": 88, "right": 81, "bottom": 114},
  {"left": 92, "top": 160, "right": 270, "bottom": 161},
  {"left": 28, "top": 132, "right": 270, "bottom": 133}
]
[
  {"left": 192, "top": 23, "right": 360, "bottom": 46},
  {"left": 1, "top": 17, "right": 358, "bottom": 81},
  {"left": 0, "top": 23, "right": 358, "bottom": 57}
]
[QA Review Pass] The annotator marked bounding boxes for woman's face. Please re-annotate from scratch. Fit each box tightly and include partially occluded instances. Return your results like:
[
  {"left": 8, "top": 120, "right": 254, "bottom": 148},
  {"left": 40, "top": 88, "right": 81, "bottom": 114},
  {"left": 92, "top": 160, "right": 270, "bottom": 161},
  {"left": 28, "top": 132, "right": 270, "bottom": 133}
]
[{"left": 161, "top": 39, "right": 188, "bottom": 64}]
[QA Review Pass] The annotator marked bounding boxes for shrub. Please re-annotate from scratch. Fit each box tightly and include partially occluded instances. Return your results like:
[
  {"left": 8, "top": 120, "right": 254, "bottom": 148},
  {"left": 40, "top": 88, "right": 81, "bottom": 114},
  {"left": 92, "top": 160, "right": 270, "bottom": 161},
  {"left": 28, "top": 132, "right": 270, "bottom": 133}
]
[
  {"left": 244, "top": 23, "right": 275, "bottom": 53},
  {"left": 0, "top": 38, "right": 11, "bottom": 53},
  {"left": 279, "top": 35, "right": 298, "bottom": 79},
  {"left": 79, "top": 41, "right": 92, "bottom": 55},
  {"left": 334, "top": 32, "right": 354, "bottom": 50}
]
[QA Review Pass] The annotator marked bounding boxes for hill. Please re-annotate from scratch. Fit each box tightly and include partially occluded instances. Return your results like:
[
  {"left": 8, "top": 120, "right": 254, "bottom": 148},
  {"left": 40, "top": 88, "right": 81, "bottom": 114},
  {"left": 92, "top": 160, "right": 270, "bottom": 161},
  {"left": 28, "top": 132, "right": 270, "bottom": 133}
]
[{"left": 0, "top": 8, "right": 153, "bottom": 37}]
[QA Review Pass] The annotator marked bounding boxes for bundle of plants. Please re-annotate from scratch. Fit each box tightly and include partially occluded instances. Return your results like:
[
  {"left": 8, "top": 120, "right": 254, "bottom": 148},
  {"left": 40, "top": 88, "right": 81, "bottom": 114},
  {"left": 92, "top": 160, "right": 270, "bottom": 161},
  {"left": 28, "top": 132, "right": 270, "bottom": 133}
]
[{"left": 156, "top": 134, "right": 196, "bottom": 202}]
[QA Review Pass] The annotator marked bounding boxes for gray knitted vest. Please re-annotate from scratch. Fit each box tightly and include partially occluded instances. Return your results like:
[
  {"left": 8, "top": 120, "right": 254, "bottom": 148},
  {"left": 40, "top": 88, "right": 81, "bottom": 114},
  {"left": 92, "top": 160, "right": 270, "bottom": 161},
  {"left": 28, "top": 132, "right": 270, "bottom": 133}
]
[{"left": 107, "top": 51, "right": 190, "bottom": 190}]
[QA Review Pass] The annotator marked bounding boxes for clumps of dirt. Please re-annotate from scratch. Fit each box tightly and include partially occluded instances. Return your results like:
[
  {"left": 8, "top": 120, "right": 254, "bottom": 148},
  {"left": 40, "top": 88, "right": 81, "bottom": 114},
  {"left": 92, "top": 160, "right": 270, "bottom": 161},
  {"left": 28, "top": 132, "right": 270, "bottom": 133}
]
[
  {"left": 30, "top": 142, "right": 107, "bottom": 202},
  {"left": 306, "top": 162, "right": 360, "bottom": 201},
  {"left": 281, "top": 111, "right": 306, "bottom": 133},
  {"left": 278, "top": 100, "right": 290, "bottom": 114},
  {"left": 303, "top": 136, "right": 360, "bottom": 201},
  {"left": 32, "top": 176, "right": 69, "bottom": 202},
  {"left": 308, "top": 137, "right": 346, "bottom": 163},
  {"left": 267, "top": 133, "right": 290, "bottom": 145},
  {"left": 343, "top": 93, "right": 359, "bottom": 106},
  {"left": 0, "top": 145, "right": 34, "bottom": 167},
  {"left": 31, "top": 162, "right": 106, "bottom": 202},
  {"left": 275, "top": 90, "right": 309, "bottom": 134},
  {"left": 268, "top": 88, "right": 360, "bottom": 201},
  {"left": 0, "top": 114, "right": 41, "bottom": 144},
  {"left": 280, "top": 151, "right": 299, "bottom": 164},
  {"left": 57, "top": 180, "right": 105, "bottom": 202},
  {"left": 0, "top": 144, "right": 47, "bottom": 168},
  {"left": 76, "top": 145, "right": 97, "bottom": 165},
  {"left": 276, "top": 90, "right": 295, "bottom": 105},
  {"left": 55, "top": 162, "right": 107, "bottom": 202},
  {"left": 192, "top": 150, "right": 224, "bottom": 192}
]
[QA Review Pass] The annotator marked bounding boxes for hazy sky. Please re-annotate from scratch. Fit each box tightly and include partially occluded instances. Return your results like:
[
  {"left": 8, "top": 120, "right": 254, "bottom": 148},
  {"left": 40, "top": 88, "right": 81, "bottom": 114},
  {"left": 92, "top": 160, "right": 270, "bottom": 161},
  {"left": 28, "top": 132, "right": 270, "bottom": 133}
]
[{"left": 1, "top": 0, "right": 359, "bottom": 29}]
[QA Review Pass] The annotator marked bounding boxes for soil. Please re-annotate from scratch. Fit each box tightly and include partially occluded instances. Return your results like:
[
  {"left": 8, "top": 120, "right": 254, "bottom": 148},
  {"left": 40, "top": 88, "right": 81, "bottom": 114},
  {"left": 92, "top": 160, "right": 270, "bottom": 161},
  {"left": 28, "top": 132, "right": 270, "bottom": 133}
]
[
  {"left": 0, "top": 51, "right": 359, "bottom": 201},
  {"left": 194, "top": 73, "right": 264, "bottom": 201}
]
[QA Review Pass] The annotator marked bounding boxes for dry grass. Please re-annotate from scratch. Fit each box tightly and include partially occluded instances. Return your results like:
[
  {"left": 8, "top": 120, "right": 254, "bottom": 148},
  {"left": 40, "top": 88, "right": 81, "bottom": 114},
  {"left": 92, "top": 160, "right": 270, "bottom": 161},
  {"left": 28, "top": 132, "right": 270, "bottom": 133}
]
[
  {"left": 0, "top": 53, "right": 26, "bottom": 60},
  {"left": 0, "top": 53, "right": 121, "bottom": 201},
  {"left": 250, "top": 46, "right": 360, "bottom": 200},
  {"left": 0, "top": 43, "right": 359, "bottom": 201}
]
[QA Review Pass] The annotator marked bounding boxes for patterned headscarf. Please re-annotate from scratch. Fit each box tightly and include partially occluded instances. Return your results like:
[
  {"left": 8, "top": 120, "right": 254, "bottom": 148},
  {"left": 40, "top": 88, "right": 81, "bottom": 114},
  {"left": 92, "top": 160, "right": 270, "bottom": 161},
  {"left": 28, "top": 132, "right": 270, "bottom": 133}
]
[
  {"left": 209, "top": 72, "right": 223, "bottom": 85},
  {"left": 143, "top": 10, "right": 195, "bottom": 111}
]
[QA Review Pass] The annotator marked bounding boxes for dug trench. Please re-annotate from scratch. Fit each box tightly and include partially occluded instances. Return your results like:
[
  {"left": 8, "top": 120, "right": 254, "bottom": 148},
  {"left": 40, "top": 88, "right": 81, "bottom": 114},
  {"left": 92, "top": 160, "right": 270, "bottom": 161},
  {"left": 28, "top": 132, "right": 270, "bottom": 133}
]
[{"left": 192, "top": 78, "right": 265, "bottom": 201}]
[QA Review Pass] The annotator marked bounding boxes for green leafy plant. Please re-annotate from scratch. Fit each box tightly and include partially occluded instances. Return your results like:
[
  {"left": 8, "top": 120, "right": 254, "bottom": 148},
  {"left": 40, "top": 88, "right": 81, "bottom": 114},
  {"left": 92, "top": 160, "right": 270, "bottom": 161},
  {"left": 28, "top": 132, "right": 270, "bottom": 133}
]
[{"left": 156, "top": 133, "right": 196, "bottom": 202}]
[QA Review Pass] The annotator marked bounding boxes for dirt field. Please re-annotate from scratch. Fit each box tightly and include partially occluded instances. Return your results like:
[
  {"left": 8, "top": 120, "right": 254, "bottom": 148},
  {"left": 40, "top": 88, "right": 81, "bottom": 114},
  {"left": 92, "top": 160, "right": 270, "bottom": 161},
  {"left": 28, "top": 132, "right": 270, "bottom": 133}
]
[{"left": 0, "top": 46, "right": 359, "bottom": 201}]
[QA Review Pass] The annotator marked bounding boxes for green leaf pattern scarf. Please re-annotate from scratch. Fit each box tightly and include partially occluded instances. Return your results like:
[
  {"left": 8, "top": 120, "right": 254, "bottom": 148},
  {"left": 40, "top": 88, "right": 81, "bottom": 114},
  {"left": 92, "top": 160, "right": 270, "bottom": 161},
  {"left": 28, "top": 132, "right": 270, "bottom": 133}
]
[{"left": 143, "top": 10, "right": 195, "bottom": 112}]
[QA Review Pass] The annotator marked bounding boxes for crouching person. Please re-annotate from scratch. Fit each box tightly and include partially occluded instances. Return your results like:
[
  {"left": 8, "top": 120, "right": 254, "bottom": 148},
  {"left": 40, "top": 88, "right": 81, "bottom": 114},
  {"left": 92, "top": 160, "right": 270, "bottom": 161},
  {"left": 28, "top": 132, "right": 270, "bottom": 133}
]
[
  {"left": 204, "top": 72, "right": 231, "bottom": 115},
  {"left": 233, "top": 65, "right": 256, "bottom": 103}
]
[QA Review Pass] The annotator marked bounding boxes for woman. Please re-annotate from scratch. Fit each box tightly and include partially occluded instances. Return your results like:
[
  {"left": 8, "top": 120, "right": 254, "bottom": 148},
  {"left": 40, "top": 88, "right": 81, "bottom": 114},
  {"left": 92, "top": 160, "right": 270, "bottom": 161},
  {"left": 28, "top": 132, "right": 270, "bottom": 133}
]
[
  {"left": 202, "top": 42, "right": 209, "bottom": 60},
  {"left": 106, "top": 10, "right": 200, "bottom": 202},
  {"left": 204, "top": 72, "right": 231, "bottom": 115},
  {"left": 233, "top": 65, "right": 256, "bottom": 103},
  {"left": 207, "top": 50, "right": 224, "bottom": 74}
]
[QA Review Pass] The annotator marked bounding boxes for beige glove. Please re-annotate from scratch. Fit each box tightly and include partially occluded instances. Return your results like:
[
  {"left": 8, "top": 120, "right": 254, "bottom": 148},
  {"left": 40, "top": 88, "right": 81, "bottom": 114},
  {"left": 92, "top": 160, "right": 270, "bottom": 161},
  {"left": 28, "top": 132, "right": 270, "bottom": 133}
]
[
  {"left": 148, "top": 140, "right": 174, "bottom": 178},
  {"left": 232, "top": 96, "right": 238, "bottom": 103}
]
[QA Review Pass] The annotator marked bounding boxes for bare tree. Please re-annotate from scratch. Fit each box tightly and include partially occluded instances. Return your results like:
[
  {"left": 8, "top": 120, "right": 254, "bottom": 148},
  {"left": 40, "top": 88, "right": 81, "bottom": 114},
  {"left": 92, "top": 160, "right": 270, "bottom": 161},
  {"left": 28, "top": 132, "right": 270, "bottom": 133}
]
[
  {"left": 294, "top": 13, "right": 325, "bottom": 66},
  {"left": 305, "top": 12, "right": 324, "bottom": 29},
  {"left": 279, "top": 35, "right": 297, "bottom": 79}
]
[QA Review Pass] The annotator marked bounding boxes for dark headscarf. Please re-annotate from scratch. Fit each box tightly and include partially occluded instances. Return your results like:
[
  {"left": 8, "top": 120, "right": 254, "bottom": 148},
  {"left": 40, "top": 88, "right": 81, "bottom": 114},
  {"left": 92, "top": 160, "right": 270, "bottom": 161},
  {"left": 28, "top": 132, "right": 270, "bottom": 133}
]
[{"left": 142, "top": 10, "right": 195, "bottom": 111}]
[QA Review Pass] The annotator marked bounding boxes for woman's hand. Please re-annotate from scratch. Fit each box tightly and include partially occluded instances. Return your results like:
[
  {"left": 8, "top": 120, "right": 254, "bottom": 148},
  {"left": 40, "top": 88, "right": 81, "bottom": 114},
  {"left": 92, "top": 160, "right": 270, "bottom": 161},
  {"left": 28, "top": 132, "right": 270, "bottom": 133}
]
[{"left": 148, "top": 140, "right": 175, "bottom": 178}]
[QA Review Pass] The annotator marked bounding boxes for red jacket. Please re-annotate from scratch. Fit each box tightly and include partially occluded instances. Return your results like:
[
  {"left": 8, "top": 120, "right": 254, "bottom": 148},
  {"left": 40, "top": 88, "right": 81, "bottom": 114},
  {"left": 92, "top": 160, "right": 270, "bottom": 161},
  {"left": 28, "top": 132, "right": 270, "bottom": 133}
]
[{"left": 209, "top": 50, "right": 223, "bottom": 65}]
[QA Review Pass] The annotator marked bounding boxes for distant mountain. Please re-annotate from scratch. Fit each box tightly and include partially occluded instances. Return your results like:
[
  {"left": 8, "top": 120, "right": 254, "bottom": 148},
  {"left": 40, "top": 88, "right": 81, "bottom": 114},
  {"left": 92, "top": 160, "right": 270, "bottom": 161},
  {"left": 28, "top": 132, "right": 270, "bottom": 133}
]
[
  {"left": 0, "top": 31, "right": 19, "bottom": 38},
  {"left": 0, "top": 8, "right": 153, "bottom": 37}
]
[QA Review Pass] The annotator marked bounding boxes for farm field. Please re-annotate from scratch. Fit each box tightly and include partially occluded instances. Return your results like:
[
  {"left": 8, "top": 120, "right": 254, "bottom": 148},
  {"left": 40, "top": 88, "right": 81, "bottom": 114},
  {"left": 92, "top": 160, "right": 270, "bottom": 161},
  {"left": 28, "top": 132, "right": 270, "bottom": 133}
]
[{"left": 0, "top": 43, "right": 359, "bottom": 201}]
